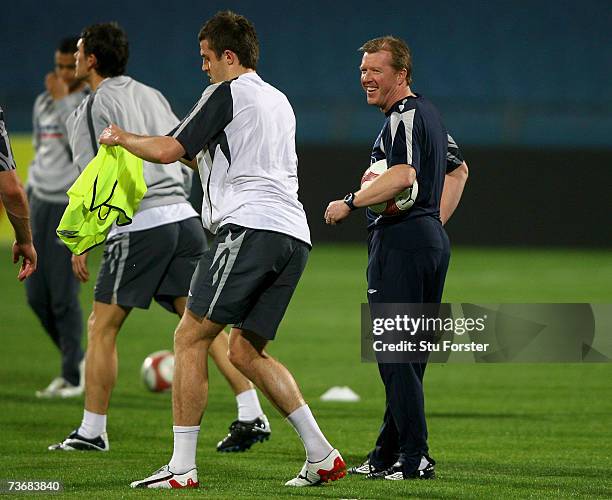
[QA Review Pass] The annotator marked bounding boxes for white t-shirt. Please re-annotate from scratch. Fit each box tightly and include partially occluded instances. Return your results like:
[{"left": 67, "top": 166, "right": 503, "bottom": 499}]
[
  {"left": 107, "top": 202, "right": 198, "bottom": 238},
  {"left": 171, "top": 72, "right": 311, "bottom": 246}
]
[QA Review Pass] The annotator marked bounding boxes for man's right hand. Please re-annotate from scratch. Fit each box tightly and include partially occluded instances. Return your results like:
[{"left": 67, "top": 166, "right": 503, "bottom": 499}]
[
  {"left": 71, "top": 252, "right": 90, "bottom": 282},
  {"left": 45, "top": 72, "right": 69, "bottom": 101},
  {"left": 12, "top": 241, "right": 37, "bottom": 281},
  {"left": 99, "top": 124, "right": 124, "bottom": 146}
]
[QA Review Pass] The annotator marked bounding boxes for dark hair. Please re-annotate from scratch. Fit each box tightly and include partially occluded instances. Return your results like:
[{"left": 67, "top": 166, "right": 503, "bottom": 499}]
[
  {"left": 359, "top": 36, "right": 413, "bottom": 85},
  {"left": 198, "top": 11, "right": 259, "bottom": 70},
  {"left": 57, "top": 36, "right": 79, "bottom": 54},
  {"left": 80, "top": 22, "right": 129, "bottom": 77}
]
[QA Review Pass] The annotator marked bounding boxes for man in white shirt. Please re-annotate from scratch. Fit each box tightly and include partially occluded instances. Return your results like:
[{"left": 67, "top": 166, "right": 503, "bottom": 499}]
[{"left": 100, "top": 10, "right": 345, "bottom": 490}]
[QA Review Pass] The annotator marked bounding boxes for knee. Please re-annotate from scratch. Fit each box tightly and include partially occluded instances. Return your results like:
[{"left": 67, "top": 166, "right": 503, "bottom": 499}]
[
  {"left": 50, "top": 293, "right": 80, "bottom": 316},
  {"left": 87, "top": 312, "right": 119, "bottom": 343},
  {"left": 50, "top": 301, "right": 70, "bottom": 318},
  {"left": 27, "top": 296, "right": 46, "bottom": 316},
  {"left": 173, "top": 322, "right": 206, "bottom": 353},
  {"left": 87, "top": 313, "right": 96, "bottom": 336},
  {"left": 227, "top": 338, "right": 254, "bottom": 372},
  {"left": 173, "top": 326, "right": 193, "bottom": 352},
  {"left": 227, "top": 346, "right": 246, "bottom": 371},
  {"left": 174, "top": 315, "right": 224, "bottom": 353}
]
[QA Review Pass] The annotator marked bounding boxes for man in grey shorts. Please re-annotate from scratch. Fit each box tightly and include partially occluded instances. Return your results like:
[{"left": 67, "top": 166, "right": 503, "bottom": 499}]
[
  {"left": 100, "top": 11, "right": 345, "bottom": 489},
  {"left": 27, "top": 36, "right": 88, "bottom": 398},
  {"left": 49, "top": 22, "right": 268, "bottom": 455}
]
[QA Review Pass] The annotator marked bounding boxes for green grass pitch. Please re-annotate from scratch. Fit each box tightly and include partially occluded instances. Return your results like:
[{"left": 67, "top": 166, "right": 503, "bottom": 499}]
[
  {"left": 1, "top": 244, "right": 611, "bottom": 499},
  {"left": 1, "top": 136, "right": 611, "bottom": 497}
]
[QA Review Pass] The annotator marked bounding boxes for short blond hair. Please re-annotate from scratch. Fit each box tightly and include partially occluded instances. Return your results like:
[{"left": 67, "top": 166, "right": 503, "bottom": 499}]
[{"left": 359, "top": 36, "right": 412, "bottom": 85}]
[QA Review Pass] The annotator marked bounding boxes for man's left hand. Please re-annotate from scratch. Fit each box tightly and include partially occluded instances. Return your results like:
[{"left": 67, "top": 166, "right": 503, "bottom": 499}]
[
  {"left": 71, "top": 252, "right": 90, "bottom": 282},
  {"left": 324, "top": 200, "right": 351, "bottom": 225}
]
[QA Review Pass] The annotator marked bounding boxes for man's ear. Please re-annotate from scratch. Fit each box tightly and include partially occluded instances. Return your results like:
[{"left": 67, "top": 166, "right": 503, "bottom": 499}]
[
  {"left": 397, "top": 69, "right": 407, "bottom": 85},
  {"left": 87, "top": 53, "right": 97, "bottom": 72},
  {"left": 224, "top": 50, "right": 237, "bottom": 66}
]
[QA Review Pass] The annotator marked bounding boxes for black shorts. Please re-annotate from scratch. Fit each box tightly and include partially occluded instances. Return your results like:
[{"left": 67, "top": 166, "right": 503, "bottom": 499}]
[
  {"left": 95, "top": 217, "right": 205, "bottom": 313},
  {"left": 187, "top": 224, "right": 309, "bottom": 340}
]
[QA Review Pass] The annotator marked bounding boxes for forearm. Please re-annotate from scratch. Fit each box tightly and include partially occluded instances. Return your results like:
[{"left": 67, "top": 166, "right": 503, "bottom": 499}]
[
  {"left": 0, "top": 180, "right": 32, "bottom": 243},
  {"left": 7, "top": 210, "right": 32, "bottom": 244},
  {"left": 117, "top": 132, "right": 184, "bottom": 165},
  {"left": 100, "top": 123, "right": 188, "bottom": 165},
  {"left": 440, "top": 162, "right": 468, "bottom": 225},
  {"left": 353, "top": 164, "right": 415, "bottom": 208}
]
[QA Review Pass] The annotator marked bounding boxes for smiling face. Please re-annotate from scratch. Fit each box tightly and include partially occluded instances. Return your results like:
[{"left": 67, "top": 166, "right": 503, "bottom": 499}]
[{"left": 360, "top": 50, "right": 408, "bottom": 113}]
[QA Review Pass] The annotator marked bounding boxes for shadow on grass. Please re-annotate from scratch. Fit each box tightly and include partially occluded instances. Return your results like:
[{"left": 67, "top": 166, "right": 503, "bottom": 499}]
[
  {"left": 429, "top": 411, "right": 542, "bottom": 420},
  {"left": 0, "top": 390, "right": 172, "bottom": 410}
]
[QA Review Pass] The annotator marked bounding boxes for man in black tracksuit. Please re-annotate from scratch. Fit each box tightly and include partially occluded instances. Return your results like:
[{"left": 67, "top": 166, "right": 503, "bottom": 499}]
[{"left": 325, "top": 35, "right": 469, "bottom": 480}]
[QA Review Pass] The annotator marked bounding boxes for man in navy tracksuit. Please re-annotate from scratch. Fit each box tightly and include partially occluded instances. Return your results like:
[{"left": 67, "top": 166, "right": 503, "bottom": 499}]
[
  {"left": 325, "top": 35, "right": 468, "bottom": 480},
  {"left": 27, "top": 37, "right": 88, "bottom": 398}
]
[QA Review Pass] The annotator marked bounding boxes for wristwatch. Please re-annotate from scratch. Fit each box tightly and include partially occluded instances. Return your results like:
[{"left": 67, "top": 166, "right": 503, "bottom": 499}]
[{"left": 343, "top": 192, "right": 357, "bottom": 211}]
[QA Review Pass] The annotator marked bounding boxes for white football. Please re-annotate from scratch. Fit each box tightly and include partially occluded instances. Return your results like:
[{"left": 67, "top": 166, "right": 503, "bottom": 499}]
[
  {"left": 361, "top": 159, "right": 418, "bottom": 215},
  {"left": 141, "top": 350, "right": 174, "bottom": 392}
]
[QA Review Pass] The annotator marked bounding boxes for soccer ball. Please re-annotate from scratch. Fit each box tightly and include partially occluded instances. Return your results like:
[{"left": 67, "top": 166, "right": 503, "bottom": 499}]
[
  {"left": 141, "top": 350, "right": 174, "bottom": 392},
  {"left": 361, "top": 159, "right": 418, "bottom": 215}
]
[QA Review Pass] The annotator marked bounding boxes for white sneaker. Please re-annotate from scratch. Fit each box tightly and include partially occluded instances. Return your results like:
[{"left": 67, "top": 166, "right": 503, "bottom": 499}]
[
  {"left": 57, "top": 385, "right": 84, "bottom": 398},
  {"left": 36, "top": 377, "right": 81, "bottom": 398},
  {"left": 130, "top": 465, "right": 198, "bottom": 489},
  {"left": 285, "top": 449, "right": 346, "bottom": 487}
]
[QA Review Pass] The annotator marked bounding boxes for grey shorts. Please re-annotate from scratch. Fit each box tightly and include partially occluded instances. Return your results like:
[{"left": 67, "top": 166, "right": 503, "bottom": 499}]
[
  {"left": 187, "top": 224, "right": 309, "bottom": 340},
  {"left": 95, "top": 217, "right": 205, "bottom": 313}
]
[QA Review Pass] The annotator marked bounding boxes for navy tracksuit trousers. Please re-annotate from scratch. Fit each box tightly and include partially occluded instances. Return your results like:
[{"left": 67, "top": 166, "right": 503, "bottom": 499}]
[
  {"left": 25, "top": 194, "right": 84, "bottom": 386},
  {"left": 366, "top": 217, "right": 450, "bottom": 474}
]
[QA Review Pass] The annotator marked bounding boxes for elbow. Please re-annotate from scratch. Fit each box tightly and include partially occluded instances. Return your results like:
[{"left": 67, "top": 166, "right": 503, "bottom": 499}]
[
  {"left": 0, "top": 188, "right": 27, "bottom": 215},
  {"left": 0, "top": 177, "right": 25, "bottom": 204},
  {"left": 156, "top": 138, "right": 187, "bottom": 165},
  {"left": 158, "top": 149, "right": 179, "bottom": 164},
  {"left": 1, "top": 185, "right": 23, "bottom": 202},
  {"left": 458, "top": 161, "right": 469, "bottom": 182},
  {"left": 157, "top": 141, "right": 184, "bottom": 164},
  {"left": 397, "top": 167, "right": 417, "bottom": 191}
]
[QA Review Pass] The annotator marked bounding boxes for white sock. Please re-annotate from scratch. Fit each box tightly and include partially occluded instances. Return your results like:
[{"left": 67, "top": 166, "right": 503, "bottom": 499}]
[
  {"left": 286, "top": 404, "right": 333, "bottom": 462},
  {"left": 78, "top": 409, "right": 106, "bottom": 439},
  {"left": 236, "top": 389, "right": 264, "bottom": 422},
  {"left": 169, "top": 425, "right": 200, "bottom": 474}
]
